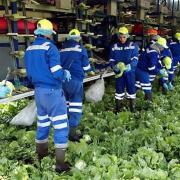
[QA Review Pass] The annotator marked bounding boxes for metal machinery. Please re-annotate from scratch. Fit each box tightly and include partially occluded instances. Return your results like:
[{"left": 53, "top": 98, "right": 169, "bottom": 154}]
[{"left": 0, "top": 0, "right": 179, "bottom": 103}]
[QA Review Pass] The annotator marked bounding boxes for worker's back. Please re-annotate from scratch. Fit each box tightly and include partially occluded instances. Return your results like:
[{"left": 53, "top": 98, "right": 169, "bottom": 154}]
[
  {"left": 169, "top": 40, "right": 180, "bottom": 62},
  {"left": 137, "top": 46, "right": 159, "bottom": 72},
  {"left": 25, "top": 36, "right": 63, "bottom": 88},
  {"left": 60, "top": 40, "right": 90, "bottom": 81}
]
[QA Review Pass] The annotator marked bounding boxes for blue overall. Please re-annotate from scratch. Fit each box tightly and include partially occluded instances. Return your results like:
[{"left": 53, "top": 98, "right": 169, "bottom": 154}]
[
  {"left": 169, "top": 40, "right": 180, "bottom": 82},
  {"left": 25, "top": 36, "right": 68, "bottom": 148},
  {"left": 60, "top": 40, "right": 91, "bottom": 128},
  {"left": 110, "top": 41, "right": 138, "bottom": 100},
  {"left": 109, "top": 41, "right": 139, "bottom": 100},
  {"left": 136, "top": 47, "right": 161, "bottom": 93}
]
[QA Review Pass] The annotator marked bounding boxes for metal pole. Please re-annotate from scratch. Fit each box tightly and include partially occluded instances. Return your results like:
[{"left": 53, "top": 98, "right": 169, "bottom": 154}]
[
  {"left": 172, "top": 0, "right": 174, "bottom": 17},
  {"left": 157, "top": 0, "right": 160, "bottom": 13},
  {"left": 171, "top": 0, "right": 175, "bottom": 37},
  {"left": 22, "top": 2, "right": 30, "bottom": 48},
  {"left": 11, "top": 1, "right": 19, "bottom": 68}
]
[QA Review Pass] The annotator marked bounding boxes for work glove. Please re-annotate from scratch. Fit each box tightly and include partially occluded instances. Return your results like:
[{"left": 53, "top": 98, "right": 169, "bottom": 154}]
[
  {"left": 168, "top": 82, "right": 174, "bottom": 91},
  {"left": 125, "top": 64, "right": 131, "bottom": 72},
  {"left": 159, "top": 69, "right": 168, "bottom": 78},
  {"left": 163, "top": 83, "right": 169, "bottom": 91},
  {"left": 0, "top": 85, "right": 11, "bottom": 98},
  {"left": 64, "top": 70, "right": 71, "bottom": 82}
]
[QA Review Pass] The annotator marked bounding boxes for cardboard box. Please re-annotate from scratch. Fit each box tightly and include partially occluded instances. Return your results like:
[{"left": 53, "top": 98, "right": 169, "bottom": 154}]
[{"left": 56, "top": 0, "right": 72, "bottom": 10}]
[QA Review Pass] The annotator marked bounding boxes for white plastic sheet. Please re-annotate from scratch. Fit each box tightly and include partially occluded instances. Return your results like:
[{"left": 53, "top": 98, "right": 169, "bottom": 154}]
[
  {"left": 85, "top": 78, "right": 105, "bottom": 102},
  {"left": 10, "top": 101, "right": 37, "bottom": 126}
]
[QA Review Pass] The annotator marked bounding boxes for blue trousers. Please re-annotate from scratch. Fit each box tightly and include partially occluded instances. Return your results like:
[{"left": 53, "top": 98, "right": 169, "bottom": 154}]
[
  {"left": 34, "top": 87, "right": 68, "bottom": 149},
  {"left": 149, "top": 73, "right": 156, "bottom": 82},
  {"left": 63, "top": 79, "right": 83, "bottom": 128},
  {"left": 115, "top": 71, "right": 136, "bottom": 100},
  {"left": 136, "top": 68, "right": 152, "bottom": 93},
  {"left": 168, "top": 67, "right": 174, "bottom": 82}
]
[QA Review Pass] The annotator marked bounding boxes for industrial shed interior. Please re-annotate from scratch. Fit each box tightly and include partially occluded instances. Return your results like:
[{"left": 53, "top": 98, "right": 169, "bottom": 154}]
[
  {"left": 0, "top": 0, "right": 179, "bottom": 103},
  {"left": 0, "top": 0, "right": 180, "bottom": 179}
]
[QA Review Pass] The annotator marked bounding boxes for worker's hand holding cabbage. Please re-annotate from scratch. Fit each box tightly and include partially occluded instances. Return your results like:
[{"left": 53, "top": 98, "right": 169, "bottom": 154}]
[{"left": 114, "top": 62, "right": 131, "bottom": 78}]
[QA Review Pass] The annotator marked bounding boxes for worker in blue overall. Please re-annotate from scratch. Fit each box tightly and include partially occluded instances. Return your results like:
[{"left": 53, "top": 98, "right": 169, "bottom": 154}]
[
  {"left": 25, "top": 19, "right": 71, "bottom": 172},
  {"left": 136, "top": 37, "right": 168, "bottom": 100},
  {"left": 60, "top": 29, "right": 93, "bottom": 142},
  {"left": 148, "top": 35, "right": 172, "bottom": 90},
  {"left": 168, "top": 32, "right": 180, "bottom": 89},
  {"left": 148, "top": 35, "right": 161, "bottom": 82},
  {"left": 159, "top": 47, "right": 173, "bottom": 92},
  {"left": 150, "top": 35, "right": 160, "bottom": 45},
  {"left": 109, "top": 27, "right": 139, "bottom": 113}
]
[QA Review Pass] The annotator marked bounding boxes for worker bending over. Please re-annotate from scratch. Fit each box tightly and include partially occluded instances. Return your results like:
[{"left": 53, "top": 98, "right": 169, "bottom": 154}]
[
  {"left": 136, "top": 37, "right": 169, "bottom": 101},
  {"left": 168, "top": 32, "right": 180, "bottom": 89},
  {"left": 159, "top": 46, "right": 173, "bottom": 92}
]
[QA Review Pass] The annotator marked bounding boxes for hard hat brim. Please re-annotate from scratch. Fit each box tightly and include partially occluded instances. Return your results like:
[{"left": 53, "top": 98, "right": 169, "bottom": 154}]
[
  {"left": 165, "top": 65, "right": 171, "bottom": 70},
  {"left": 163, "top": 45, "right": 168, "bottom": 48},
  {"left": 52, "top": 30, "right": 56, "bottom": 34},
  {"left": 34, "top": 29, "right": 56, "bottom": 35}
]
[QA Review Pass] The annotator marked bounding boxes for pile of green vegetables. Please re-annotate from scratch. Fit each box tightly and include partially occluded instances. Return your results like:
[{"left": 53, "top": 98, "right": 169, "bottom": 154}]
[{"left": 0, "top": 77, "right": 180, "bottom": 180}]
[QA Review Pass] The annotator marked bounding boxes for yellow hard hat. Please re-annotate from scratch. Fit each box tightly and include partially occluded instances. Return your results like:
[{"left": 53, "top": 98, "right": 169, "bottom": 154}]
[
  {"left": 157, "top": 37, "right": 168, "bottom": 48},
  {"left": 69, "top": 29, "right": 81, "bottom": 37},
  {"left": 35, "top": 19, "right": 56, "bottom": 35},
  {"left": 163, "top": 56, "right": 172, "bottom": 70},
  {"left": 119, "top": 27, "right": 129, "bottom": 35},
  {"left": 175, "top": 32, "right": 180, "bottom": 40}
]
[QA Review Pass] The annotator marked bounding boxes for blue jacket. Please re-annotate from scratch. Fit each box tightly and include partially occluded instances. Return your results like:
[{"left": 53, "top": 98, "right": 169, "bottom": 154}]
[
  {"left": 109, "top": 41, "right": 139, "bottom": 71},
  {"left": 137, "top": 45, "right": 161, "bottom": 74},
  {"left": 60, "top": 40, "right": 91, "bottom": 81},
  {"left": 161, "top": 47, "right": 172, "bottom": 59},
  {"left": 169, "top": 40, "right": 180, "bottom": 64},
  {"left": 25, "top": 36, "right": 66, "bottom": 89}
]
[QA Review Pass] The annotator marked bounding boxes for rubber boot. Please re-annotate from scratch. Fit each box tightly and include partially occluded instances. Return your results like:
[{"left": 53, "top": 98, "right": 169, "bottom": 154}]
[
  {"left": 115, "top": 99, "right": 122, "bottom": 114},
  {"left": 144, "top": 93, "right": 152, "bottom": 101},
  {"left": 162, "top": 83, "right": 169, "bottom": 94},
  {"left": 69, "top": 127, "right": 82, "bottom": 142},
  {"left": 129, "top": 99, "right": 136, "bottom": 112},
  {"left": 55, "top": 148, "right": 70, "bottom": 173},
  {"left": 168, "top": 82, "right": 174, "bottom": 91},
  {"left": 36, "top": 142, "right": 48, "bottom": 162}
]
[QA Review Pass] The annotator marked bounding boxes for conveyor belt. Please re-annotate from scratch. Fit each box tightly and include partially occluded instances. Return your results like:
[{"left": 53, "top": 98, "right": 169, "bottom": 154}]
[{"left": 0, "top": 71, "right": 114, "bottom": 104}]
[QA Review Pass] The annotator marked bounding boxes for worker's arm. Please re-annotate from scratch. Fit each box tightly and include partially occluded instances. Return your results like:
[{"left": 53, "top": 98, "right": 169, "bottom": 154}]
[
  {"left": 109, "top": 45, "right": 116, "bottom": 68},
  {"left": 24, "top": 51, "right": 32, "bottom": 82},
  {"left": 130, "top": 43, "right": 139, "bottom": 71},
  {"left": 147, "top": 50, "right": 161, "bottom": 74},
  {"left": 161, "top": 47, "right": 173, "bottom": 60},
  {"left": 47, "top": 45, "right": 68, "bottom": 82},
  {"left": 82, "top": 48, "right": 92, "bottom": 72}
]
